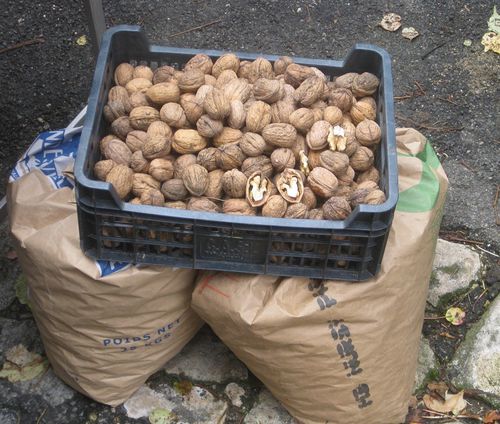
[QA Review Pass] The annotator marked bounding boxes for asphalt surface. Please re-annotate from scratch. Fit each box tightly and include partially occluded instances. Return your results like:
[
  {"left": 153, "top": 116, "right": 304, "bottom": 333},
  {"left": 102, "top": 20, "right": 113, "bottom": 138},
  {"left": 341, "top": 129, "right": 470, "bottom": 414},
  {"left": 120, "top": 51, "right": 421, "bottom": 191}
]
[{"left": 0, "top": 0, "right": 498, "bottom": 253}]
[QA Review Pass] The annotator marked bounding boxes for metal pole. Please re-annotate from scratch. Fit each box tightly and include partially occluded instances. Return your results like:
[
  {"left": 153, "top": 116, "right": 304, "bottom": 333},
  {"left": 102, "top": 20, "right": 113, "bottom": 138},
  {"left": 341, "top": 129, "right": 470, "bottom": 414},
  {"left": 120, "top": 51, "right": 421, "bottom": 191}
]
[{"left": 84, "top": 0, "right": 106, "bottom": 59}]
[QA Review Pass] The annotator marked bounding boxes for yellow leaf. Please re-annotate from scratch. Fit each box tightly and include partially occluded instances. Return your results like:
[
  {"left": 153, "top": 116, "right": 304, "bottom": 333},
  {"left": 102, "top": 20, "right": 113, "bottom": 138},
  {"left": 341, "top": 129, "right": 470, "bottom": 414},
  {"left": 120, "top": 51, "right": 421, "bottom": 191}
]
[
  {"left": 481, "top": 32, "right": 500, "bottom": 54},
  {"left": 445, "top": 307, "right": 465, "bottom": 325}
]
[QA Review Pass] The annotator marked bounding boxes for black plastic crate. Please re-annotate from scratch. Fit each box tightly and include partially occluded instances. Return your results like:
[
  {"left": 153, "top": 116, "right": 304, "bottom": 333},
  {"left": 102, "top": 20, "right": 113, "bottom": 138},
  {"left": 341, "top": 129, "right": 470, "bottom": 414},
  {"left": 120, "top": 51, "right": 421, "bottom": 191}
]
[{"left": 74, "top": 25, "right": 398, "bottom": 281}]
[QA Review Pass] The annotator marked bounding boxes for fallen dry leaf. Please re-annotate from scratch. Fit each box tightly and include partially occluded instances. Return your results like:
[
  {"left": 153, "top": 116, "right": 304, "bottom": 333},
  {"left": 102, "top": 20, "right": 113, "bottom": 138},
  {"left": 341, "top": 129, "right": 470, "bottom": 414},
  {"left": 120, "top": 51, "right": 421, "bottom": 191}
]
[
  {"left": 482, "top": 32, "right": 500, "bottom": 54},
  {"left": 427, "top": 381, "right": 449, "bottom": 397},
  {"left": 380, "top": 13, "right": 402, "bottom": 32},
  {"left": 76, "top": 35, "right": 87, "bottom": 46},
  {"left": 445, "top": 307, "right": 466, "bottom": 325},
  {"left": 488, "top": 6, "right": 500, "bottom": 34},
  {"left": 0, "top": 344, "right": 48, "bottom": 383},
  {"left": 402, "top": 27, "right": 419, "bottom": 40},
  {"left": 484, "top": 410, "right": 500, "bottom": 423},
  {"left": 423, "top": 390, "right": 467, "bottom": 416}
]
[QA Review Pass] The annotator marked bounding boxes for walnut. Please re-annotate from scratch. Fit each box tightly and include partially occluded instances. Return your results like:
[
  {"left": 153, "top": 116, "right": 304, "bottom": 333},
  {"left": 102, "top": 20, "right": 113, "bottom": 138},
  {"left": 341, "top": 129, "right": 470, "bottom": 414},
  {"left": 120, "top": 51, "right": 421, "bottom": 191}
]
[
  {"left": 195, "top": 84, "right": 214, "bottom": 105},
  {"left": 203, "top": 87, "right": 231, "bottom": 120},
  {"left": 307, "top": 167, "right": 338, "bottom": 198},
  {"left": 212, "top": 54, "right": 240, "bottom": 78},
  {"left": 237, "top": 60, "right": 252, "bottom": 79},
  {"left": 205, "top": 74, "right": 217, "bottom": 86},
  {"left": 308, "top": 208, "right": 324, "bottom": 220},
  {"left": 174, "top": 154, "right": 197, "bottom": 179},
  {"left": 350, "top": 101, "right": 376, "bottom": 125},
  {"left": 165, "top": 200, "right": 187, "bottom": 209},
  {"left": 160, "top": 102, "right": 189, "bottom": 128},
  {"left": 228, "top": 100, "right": 246, "bottom": 129},
  {"left": 213, "top": 127, "right": 243, "bottom": 148},
  {"left": 246, "top": 171, "right": 272, "bottom": 207},
  {"left": 248, "top": 57, "right": 274, "bottom": 83},
  {"left": 221, "top": 169, "right": 247, "bottom": 198},
  {"left": 276, "top": 168, "right": 304, "bottom": 203},
  {"left": 261, "top": 195, "right": 288, "bottom": 217},
  {"left": 350, "top": 146, "right": 374, "bottom": 171},
  {"left": 246, "top": 101, "right": 272, "bottom": 133},
  {"left": 114, "top": 63, "right": 134, "bottom": 86},
  {"left": 223, "top": 78, "right": 252, "bottom": 103},
  {"left": 132, "top": 173, "right": 161, "bottom": 197},
  {"left": 147, "top": 120, "right": 172, "bottom": 139},
  {"left": 197, "top": 147, "right": 219, "bottom": 171},
  {"left": 271, "top": 148, "right": 295, "bottom": 172},
  {"left": 284, "top": 203, "right": 309, "bottom": 219},
  {"left": 328, "top": 88, "right": 353, "bottom": 112},
  {"left": 344, "top": 138, "right": 360, "bottom": 157},
  {"left": 355, "top": 119, "right": 381, "bottom": 146},
  {"left": 104, "top": 139, "right": 132, "bottom": 165},
  {"left": 99, "top": 135, "right": 116, "bottom": 155},
  {"left": 182, "top": 164, "right": 209, "bottom": 196},
  {"left": 142, "top": 133, "right": 171, "bottom": 160},
  {"left": 323, "top": 197, "right": 352, "bottom": 220},
  {"left": 332, "top": 184, "right": 354, "bottom": 198},
  {"left": 184, "top": 54, "right": 213, "bottom": 74},
  {"left": 94, "top": 160, "right": 116, "bottom": 181},
  {"left": 307, "top": 149, "right": 324, "bottom": 169},
  {"left": 301, "top": 186, "right": 317, "bottom": 210},
  {"left": 215, "top": 69, "right": 238, "bottom": 89},
  {"left": 253, "top": 78, "right": 284, "bottom": 103},
  {"left": 241, "top": 156, "right": 272, "bottom": 178},
  {"left": 205, "top": 169, "right": 224, "bottom": 199},
  {"left": 161, "top": 178, "right": 188, "bottom": 201},
  {"left": 273, "top": 56, "right": 293, "bottom": 75},
  {"left": 146, "top": 82, "right": 180, "bottom": 104},
  {"left": 364, "top": 189, "right": 386, "bottom": 205},
  {"left": 289, "top": 108, "right": 315, "bottom": 133},
  {"left": 352, "top": 72, "right": 379, "bottom": 97},
  {"left": 196, "top": 115, "right": 224, "bottom": 138},
  {"left": 349, "top": 186, "right": 376, "bottom": 208},
  {"left": 262, "top": 123, "right": 297, "bottom": 148},
  {"left": 172, "top": 129, "right": 207, "bottom": 154},
  {"left": 294, "top": 76, "right": 325, "bottom": 106},
  {"left": 356, "top": 166, "right": 380, "bottom": 184},
  {"left": 149, "top": 158, "right": 174, "bottom": 182},
  {"left": 319, "top": 150, "right": 349, "bottom": 176},
  {"left": 133, "top": 65, "right": 153, "bottom": 81},
  {"left": 125, "top": 130, "right": 148, "bottom": 152},
  {"left": 130, "top": 91, "right": 150, "bottom": 109},
  {"left": 270, "top": 99, "right": 296, "bottom": 124},
  {"left": 311, "top": 107, "right": 323, "bottom": 122},
  {"left": 238, "top": 132, "right": 265, "bottom": 157},
  {"left": 125, "top": 78, "right": 152, "bottom": 95},
  {"left": 284, "top": 63, "right": 315, "bottom": 88},
  {"left": 337, "top": 166, "right": 355, "bottom": 186},
  {"left": 140, "top": 188, "right": 164, "bottom": 206},
  {"left": 111, "top": 116, "right": 133, "bottom": 140},
  {"left": 106, "top": 165, "right": 134, "bottom": 199},
  {"left": 178, "top": 68, "right": 205, "bottom": 93},
  {"left": 152, "top": 65, "right": 176, "bottom": 84},
  {"left": 130, "top": 150, "right": 150, "bottom": 173},
  {"left": 216, "top": 144, "right": 246, "bottom": 170},
  {"left": 323, "top": 106, "right": 343, "bottom": 126},
  {"left": 334, "top": 72, "right": 358, "bottom": 90},
  {"left": 291, "top": 134, "right": 308, "bottom": 161},
  {"left": 223, "top": 198, "right": 256, "bottom": 215},
  {"left": 129, "top": 106, "right": 160, "bottom": 130},
  {"left": 180, "top": 93, "right": 204, "bottom": 125},
  {"left": 188, "top": 197, "right": 221, "bottom": 213},
  {"left": 306, "top": 120, "right": 331, "bottom": 150}
]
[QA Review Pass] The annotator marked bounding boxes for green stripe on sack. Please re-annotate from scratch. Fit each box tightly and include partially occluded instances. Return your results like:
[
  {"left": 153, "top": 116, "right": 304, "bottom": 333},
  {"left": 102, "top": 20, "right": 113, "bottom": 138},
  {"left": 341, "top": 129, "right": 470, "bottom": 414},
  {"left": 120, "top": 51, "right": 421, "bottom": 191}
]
[{"left": 396, "top": 141, "right": 441, "bottom": 212}]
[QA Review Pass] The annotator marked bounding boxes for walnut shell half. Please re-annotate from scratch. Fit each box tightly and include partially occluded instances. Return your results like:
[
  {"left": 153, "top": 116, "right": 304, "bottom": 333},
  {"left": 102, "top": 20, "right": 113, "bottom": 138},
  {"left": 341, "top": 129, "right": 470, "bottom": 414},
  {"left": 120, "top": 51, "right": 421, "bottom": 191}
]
[
  {"left": 246, "top": 171, "right": 272, "bottom": 207},
  {"left": 276, "top": 168, "right": 304, "bottom": 204}
]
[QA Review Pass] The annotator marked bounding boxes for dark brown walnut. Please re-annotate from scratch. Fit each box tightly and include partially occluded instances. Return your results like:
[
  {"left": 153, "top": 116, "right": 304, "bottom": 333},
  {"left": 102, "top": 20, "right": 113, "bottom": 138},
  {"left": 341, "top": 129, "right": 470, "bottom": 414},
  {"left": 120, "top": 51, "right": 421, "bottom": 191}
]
[
  {"left": 350, "top": 146, "right": 374, "bottom": 171},
  {"left": 357, "top": 166, "right": 380, "bottom": 184},
  {"left": 350, "top": 101, "right": 376, "bottom": 125},
  {"left": 222, "top": 169, "right": 248, "bottom": 198},
  {"left": 223, "top": 198, "right": 256, "bottom": 215},
  {"left": 294, "top": 76, "right": 325, "bottom": 106},
  {"left": 352, "top": 72, "right": 379, "bottom": 97},
  {"left": 271, "top": 99, "right": 296, "bottom": 124},
  {"left": 205, "top": 169, "right": 224, "bottom": 199},
  {"left": 180, "top": 93, "right": 204, "bottom": 125},
  {"left": 215, "top": 69, "right": 238, "bottom": 89},
  {"left": 174, "top": 154, "right": 197, "bottom": 179},
  {"left": 178, "top": 68, "right": 205, "bottom": 93},
  {"left": 152, "top": 65, "right": 176, "bottom": 84},
  {"left": 197, "top": 147, "right": 219, "bottom": 171},
  {"left": 114, "top": 63, "right": 134, "bottom": 86},
  {"left": 125, "top": 130, "right": 147, "bottom": 152},
  {"left": 261, "top": 195, "right": 288, "bottom": 217},
  {"left": 246, "top": 171, "right": 272, "bottom": 207},
  {"left": 253, "top": 78, "right": 284, "bottom": 103},
  {"left": 323, "top": 196, "right": 352, "bottom": 220},
  {"left": 184, "top": 54, "right": 213, "bottom": 74},
  {"left": 273, "top": 56, "right": 294, "bottom": 75},
  {"left": 133, "top": 65, "right": 153, "bottom": 81},
  {"left": 213, "top": 127, "right": 243, "bottom": 148},
  {"left": 103, "top": 99, "right": 129, "bottom": 122},
  {"left": 349, "top": 186, "right": 376, "bottom": 208},
  {"left": 212, "top": 53, "right": 240, "bottom": 78},
  {"left": 248, "top": 57, "right": 274, "bottom": 83},
  {"left": 308, "top": 208, "right": 324, "bottom": 220},
  {"left": 307, "top": 149, "right": 324, "bottom": 169},
  {"left": 149, "top": 158, "right": 174, "bottom": 182},
  {"left": 161, "top": 178, "right": 188, "bottom": 201},
  {"left": 182, "top": 164, "right": 209, "bottom": 196},
  {"left": 106, "top": 165, "right": 134, "bottom": 199},
  {"left": 301, "top": 187, "right": 317, "bottom": 210},
  {"left": 284, "top": 63, "right": 315, "bottom": 88},
  {"left": 243, "top": 156, "right": 274, "bottom": 179},
  {"left": 334, "top": 72, "right": 358, "bottom": 90},
  {"left": 130, "top": 150, "right": 150, "bottom": 173},
  {"left": 160, "top": 103, "right": 189, "bottom": 128},
  {"left": 240, "top": 132, "right": 267, "bottom": 157},
  {"left": 284, "top": 203, "right": 309, "bottom": 219},
  {"left": 111, "top": 116, "right": 133, "bottom": 140},
  {"left": 146, "top": 82, "right": 180, "bottom": 105},
  {"left": 173, "top": 129, "right": 207, "bottom": 154},
  {"left": 140, "top": 189, "right": 164, "bottom": 206},
  {"left": 306, "top": 120, "right": 331, "bottom": 150},
  {"left": 94, "top": 160, "right": 116, "bottom": 181},
  {"left": 319, "top": 150, "right": 350, "bottom": 176},
  {"left": 125, "top": 78, "right": 152, "bottom": 95},
  {"left": 246, "top": 101, "right": 272, "bottom": 133},
  {"left": 337, "top": 166, "right": 355, "bottom": 186},
  {"left": 188, "top": 197, "right": 221, "bottom": 213},
  {"left": 364, "top": 189, "right": 386, "bottom": 205},
  {"left": 328, "top": 88, "right": 353, "bottom": 112},
  {"left": 307, "top": 167, "right": 338, "bottom": 198},
  {"left": 271, "top": 148, "right": 295, "bottom": 172},
  {"left": 223, "top": 78, "right": 252, "bottom": 103},
  {"left": 203, "top": 87, "right": 231, "bottom": 120},
  {"left": 129, "top": 106, "right": 160, "bottom": 131},
  {"left": 276, "top": 168, "right": 304, "bottom": 203},
  {"left": 165, "top": 200, "right": 187, "bottom": 209},
  {"left": 228, "top": 100, "right": 246, "bottom": 129},
  {"left": 104, "top": 138, "right": 132, "bottom": 166},
  {"left": 132, "top": 173, "right": 161, "bottom": 197},
  {"left": 355, "top": 119, "right": 381, "bottom": 146},
  {"left": 262, "top": 123, "right": 297, "bottom": 148},
  {"left": 323, "top": 106, "right": 343, "bottom": 126},
  {"left": 196, "top": 115, "right": 224, "bottom": 138},
  {"left": 142, "top": 134, "right": 171, "bottom": 160},
  {"left": 332, "top": 184, "right": 354, "bottom": 198},
  {"left": 216, "top": 144, "right": 246, "bottom": 171},
  {"left": 289, "top": 108, "right": 315, "bottom": 133}
]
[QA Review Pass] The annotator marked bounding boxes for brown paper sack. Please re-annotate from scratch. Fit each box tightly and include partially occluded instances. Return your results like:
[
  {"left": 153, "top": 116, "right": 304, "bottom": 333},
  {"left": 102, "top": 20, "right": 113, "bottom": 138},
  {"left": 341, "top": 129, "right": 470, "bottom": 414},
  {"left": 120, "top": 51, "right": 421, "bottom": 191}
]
[
  {"left": 8, "top": 169, "right": 203, "bottom": 406},
  {"left": 192, "top": 128, "right": 448, "bottom": 424}
]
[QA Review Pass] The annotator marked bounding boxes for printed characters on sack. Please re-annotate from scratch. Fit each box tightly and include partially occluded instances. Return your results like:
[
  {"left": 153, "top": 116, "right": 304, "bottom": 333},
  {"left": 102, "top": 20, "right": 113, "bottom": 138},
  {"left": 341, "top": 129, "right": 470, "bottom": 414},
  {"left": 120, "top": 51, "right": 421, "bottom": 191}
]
[
  {"left": 102, "top": 317, "right": 181, "bottom": 352},
  {"left": 308, "top": 281, "right": 373, "bottom": 410}
]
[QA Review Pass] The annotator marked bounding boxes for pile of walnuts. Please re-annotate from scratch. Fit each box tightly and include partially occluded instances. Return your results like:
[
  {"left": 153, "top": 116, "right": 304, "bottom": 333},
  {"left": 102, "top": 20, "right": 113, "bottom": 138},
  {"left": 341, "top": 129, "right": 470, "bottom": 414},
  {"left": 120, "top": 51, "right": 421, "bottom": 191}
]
[{"left": 94, "top": 53, "right": 386, "bottom": 220}]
